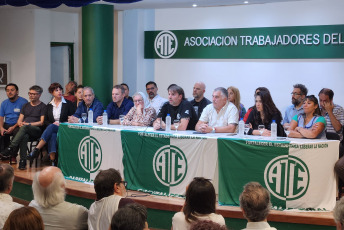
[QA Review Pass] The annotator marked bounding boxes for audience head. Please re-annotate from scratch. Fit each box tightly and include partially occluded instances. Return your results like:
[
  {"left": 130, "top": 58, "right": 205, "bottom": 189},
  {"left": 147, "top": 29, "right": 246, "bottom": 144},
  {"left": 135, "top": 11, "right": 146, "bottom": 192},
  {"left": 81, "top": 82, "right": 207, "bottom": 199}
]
[
  {"left": 94, "top": 168, "right": 126, "bottom": 200},
  {"left": 32, "top": 166, "right": 66, "bottom": 208},
  {"left": 212, "top": 87, "right": 228, "bottom": 111},
  {"left": 5, "top": 83, "right": 19, "bottom": 100},
  {"left": 303, "top": 95, "right": 321, "bottom": 116},
  {"left": 254, "top": 91, "right": 281, "bottom": 123},
  {"left": 334, "top": 197, "right": 344, "bottom": 230},
  {"left": 82, "top": 86, "right": 95, "bottom": 106},
  {"left": 146, "top": 81, "right": 158, "bottom": 99},
  {"left": 132, "top": 92, "right": 150, "bottom": 109},
  {"left": 190, "top": 220, "right": 227, "bottom": 230},
  {"left": 113, "top": 85, "right": 126, "bottom": 104},
  {"left": 3, "top": 206, "right": 44, "bottom": 230},
  {"left": 239, "top": 182, "right": 271, "bottom": 222},
  {"left": 183, "top": 177, "right": 216, "bottom": 223},
  {"left": 291, "top": 84, "right": 307, "bottom": 107},
  {"left": 0, "top": 163, "right": 14, "bottom": 194},
  {"left": 227, "top": 86, "right": 241, "bottom": 111},
  {"left": 76, "top": 85, "right": 84, "bottom": 101},
  {"left": 65, "top": 80, "right": 77, "bottom": 95},
  {"left": 168, "top": 85, "right": 185, "bottom": 106},
  {"left": 121, "top": 83, "right": 130, "bottom": 98},
  {"left": 318, "top": 88, "right": 334, "bottom": 109},
  {"left": 110, "top": 203, "right": 148, "bottom": 230},
  {"left": 193, "top": 82, "right": 206, "bottom": 101}
]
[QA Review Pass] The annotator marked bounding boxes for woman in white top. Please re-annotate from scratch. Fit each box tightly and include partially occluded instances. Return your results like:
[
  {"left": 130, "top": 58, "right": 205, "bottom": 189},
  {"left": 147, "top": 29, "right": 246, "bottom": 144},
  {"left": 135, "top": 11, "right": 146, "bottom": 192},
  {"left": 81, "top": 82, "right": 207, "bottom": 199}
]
[{"left": 172, "top": 177, "right": 226, "bottom": 230}]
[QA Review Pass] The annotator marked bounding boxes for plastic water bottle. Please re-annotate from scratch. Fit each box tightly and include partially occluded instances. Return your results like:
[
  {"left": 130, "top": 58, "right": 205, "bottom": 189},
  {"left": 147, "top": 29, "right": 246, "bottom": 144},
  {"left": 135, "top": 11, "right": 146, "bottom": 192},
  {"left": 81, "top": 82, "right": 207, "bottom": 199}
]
[
  {"left": 271, "top": 120, "right": 277, "bottom": 139},
  {"left": 165, "top": 114, "right": 171, "bottom": 132},
  {"left": 88, "top": 109, "right": 93, "bottom": 125},
  {"left": 103, "top": 110, "right": 108, "bottom": 126},
  {"left": 238, "top": 118, "right": 245, "bottom": 137}
]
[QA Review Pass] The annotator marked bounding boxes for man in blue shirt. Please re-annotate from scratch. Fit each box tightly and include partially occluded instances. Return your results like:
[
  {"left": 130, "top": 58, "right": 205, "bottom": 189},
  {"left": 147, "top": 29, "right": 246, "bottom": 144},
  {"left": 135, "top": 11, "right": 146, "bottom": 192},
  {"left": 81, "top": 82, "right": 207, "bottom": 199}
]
[
  {"left": 68, "top": 87, "right": 103, "bottom": 123},
  {"left": 0, "top": 83, "right": 28, "bottom": 154},
  {"left": 96, "top": 85, "right": 134, "bottom": 125},
  {"left": 282, "top": 84, "right": 308, "bottom": 128}
]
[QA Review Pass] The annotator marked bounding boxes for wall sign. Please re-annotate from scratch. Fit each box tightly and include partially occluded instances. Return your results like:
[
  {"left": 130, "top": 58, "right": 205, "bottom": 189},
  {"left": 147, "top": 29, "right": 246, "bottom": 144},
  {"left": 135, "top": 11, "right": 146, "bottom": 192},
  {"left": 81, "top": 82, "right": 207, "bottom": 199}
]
[{"left": 144, "top": 24, "right": 344, "bottom": 59}]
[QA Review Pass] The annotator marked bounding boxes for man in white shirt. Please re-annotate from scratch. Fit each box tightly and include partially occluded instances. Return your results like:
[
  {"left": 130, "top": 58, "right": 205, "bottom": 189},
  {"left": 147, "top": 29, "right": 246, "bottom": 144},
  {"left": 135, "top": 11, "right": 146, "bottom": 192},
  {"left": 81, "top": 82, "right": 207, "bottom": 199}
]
[
  {"left": 240, "top": 182, "right": 277, "bottom": 230},
  {"left": 0, "top": 163, "right": 23, "bottom": 229},
  {"left": 195, "top": 87, "right": 238, "bottom": 133},
  {"left": 29, "top": 166, "right": 88, "bottom": 230},
  {"left": 88, "top": 168, "right": 134, "bottom": 230},
  {"left": 146, "top": 81, "right": 167, "bottom": 115}
]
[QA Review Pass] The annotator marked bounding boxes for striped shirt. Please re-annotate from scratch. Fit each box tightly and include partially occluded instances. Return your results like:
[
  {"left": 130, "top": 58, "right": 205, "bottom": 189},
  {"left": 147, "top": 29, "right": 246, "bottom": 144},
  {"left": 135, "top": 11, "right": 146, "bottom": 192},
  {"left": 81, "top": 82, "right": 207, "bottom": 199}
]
[{"left": 323, "top": 104, "right": 344, "bottom": 141}]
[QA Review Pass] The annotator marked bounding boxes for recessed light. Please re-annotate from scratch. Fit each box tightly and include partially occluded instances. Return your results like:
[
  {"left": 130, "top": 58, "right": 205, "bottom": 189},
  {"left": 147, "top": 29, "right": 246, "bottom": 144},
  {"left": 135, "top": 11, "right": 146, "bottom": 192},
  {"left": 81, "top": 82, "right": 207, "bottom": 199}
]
[
  {"left": 192, "top": 3, "right": 197, "bottom": 7},
  {"left": 244, "top": 1, "right": 249, "bottom": 3}
]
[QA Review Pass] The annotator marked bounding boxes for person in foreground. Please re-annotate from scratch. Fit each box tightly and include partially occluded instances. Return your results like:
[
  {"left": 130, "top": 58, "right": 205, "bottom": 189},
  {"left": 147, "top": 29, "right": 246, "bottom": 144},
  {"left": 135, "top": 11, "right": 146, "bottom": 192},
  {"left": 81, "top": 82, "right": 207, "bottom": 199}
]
[
  {"left": 172, "top": 177, "right": 225, "bottom": 230},
  {"left": 190, "top": 220, "right": 228, "bottom": 230},
  {"left": 195, "top": 87, "right": 238, "bottom": 133},
  {"left": 29, "top": 166, "right": 88, "bottom": 230},
  {"left": 110, "top": 203, "right": 149, "bottom": 230},
  {"left": 88, "top": 168, "right": 134, "bottom": 230},
  {"left": 28, "top": 83, "right": 75, "bottom": 166},
  {"left": 245, "top": 91, "right": 284, "bottom": 136},
  {"left": 240, "top": 182, "right": 276, "bottom": 230},
  {"left": 3, "top": 206, "right": 44, "bottom": 230},
  {"left": 334, "top": 197, "right": 344, "bottom": 230},
  {"left": 122, "top": 92, "right": 156, "bottom": 126},
  {"left": 288, "top": 95, "right": 326, "bottom": 139},
  {"left": 0, "top": 163, "right": 23, "bottom": 229}
]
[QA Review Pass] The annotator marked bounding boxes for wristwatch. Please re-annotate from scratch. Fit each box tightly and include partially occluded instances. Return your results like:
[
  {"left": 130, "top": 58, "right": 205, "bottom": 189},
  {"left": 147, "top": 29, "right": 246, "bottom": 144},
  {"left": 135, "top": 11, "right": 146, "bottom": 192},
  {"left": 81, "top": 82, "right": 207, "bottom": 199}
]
[{"left": 212, "top": 127, "right": 216, "bottom": 133}]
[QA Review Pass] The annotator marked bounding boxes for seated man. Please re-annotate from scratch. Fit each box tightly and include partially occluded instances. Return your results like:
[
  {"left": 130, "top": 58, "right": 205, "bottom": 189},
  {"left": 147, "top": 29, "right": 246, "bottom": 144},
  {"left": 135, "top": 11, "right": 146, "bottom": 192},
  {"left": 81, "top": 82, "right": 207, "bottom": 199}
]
[
  {"left": 145, "top": 81, "right": 168, "bottom": 115},
  {"left": 190, "top": 82, "right": 211, "bottom": 120},
  {"left": 153, "top": 85, "right": 197, "bottom": 131},
  {"left": 240, "top": 182, "right": 276, "bottom": 230},
  {"left": 121, "top": 83, "right": 133, "bottom": 102},
  {"left": 29, "top": 166, "right": 88, "bottom": 230},
  {"left": 282, "top": 84, "right": 307, "bottom": 127},
  {"left": 334, "top": 197, "right": 344, "bottom": 230},
  {"left": 1, "top": 85, "right": 46, "bottom": 170},
  {"left": 0, "top": 163, "right": 23, "bottom": 229},
  {"left": 97, "top": 85, "right": 134, "bottom": 125},
  {"left": 195, "top": 87, "right": 238, "bottom": 133},
  {"left": 110, "top": 203, "right": 149, "bottom": 230},
  {"left": 88, "top": 168, "right": 134, "bottom": 230},
  {"left": 68, "top": 86, "right": 103, "bottom": 123},
  {"left": 0, "top": 83, "right": 28, "bottom": 159}
]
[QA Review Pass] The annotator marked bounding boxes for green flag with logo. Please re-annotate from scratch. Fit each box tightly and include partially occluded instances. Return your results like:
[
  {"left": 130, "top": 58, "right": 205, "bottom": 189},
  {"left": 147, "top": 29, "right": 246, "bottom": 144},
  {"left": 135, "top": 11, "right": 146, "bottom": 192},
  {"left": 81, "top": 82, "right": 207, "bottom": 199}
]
[{"left": 121, "top": 130, "right": 218, "bottom": 196}]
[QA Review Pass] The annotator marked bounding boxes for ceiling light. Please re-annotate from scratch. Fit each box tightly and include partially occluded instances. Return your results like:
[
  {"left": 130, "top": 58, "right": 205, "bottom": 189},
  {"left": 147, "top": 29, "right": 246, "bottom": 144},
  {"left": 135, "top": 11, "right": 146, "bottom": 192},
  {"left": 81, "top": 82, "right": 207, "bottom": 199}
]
[
  {"left": 192, "top": 3, "right": 197, "bottom": 7},
  {"left": 244, "top": 1, "right": 249, "bottom": 3}
]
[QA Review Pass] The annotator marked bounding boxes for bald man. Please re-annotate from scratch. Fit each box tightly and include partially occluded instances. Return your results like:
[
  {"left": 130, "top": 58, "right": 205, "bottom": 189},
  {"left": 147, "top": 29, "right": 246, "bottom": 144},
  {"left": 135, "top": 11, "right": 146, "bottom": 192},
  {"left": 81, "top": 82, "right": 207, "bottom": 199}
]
[
  {"left": 190, "top": 82, "right": 211, "bottom": 120},
  {"left": 29, "top": 167, "right": 88, "bottom": 230}
]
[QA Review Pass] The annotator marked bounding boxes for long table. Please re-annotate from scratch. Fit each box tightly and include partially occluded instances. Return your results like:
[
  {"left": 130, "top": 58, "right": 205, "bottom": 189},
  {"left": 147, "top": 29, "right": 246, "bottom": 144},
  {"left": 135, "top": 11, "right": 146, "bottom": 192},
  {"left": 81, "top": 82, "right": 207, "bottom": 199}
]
[{"left": 58, "top": 123, "right": 339, "bottom": 210}]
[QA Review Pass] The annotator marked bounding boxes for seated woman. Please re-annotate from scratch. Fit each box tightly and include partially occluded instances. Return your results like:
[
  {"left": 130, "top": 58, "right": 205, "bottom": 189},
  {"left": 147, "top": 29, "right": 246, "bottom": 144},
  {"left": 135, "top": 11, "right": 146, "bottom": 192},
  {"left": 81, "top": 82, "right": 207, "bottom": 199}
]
[
  {"left": 246, "top": 91, "right": 284, "bottom": 136},
  {"left": 74, "top": 84, "right": 84, "bottom": 108},
  {"left": 227, "top": 86, "right": 246, "bottom": 120},
  {"left": 172, "top": 177, "right": 225, "bottom": 230},
  {"left": 27, "top": 83, "right": 75, "bottom": 166},
  {"left": 122, "top": 92, "right": 156, "bottom": 126},
  {"left": 243, "top": 87, "right": 270, "bottom": 122},
  {"left": 288, "top": 95, "right": 326, "bottom": 139}
]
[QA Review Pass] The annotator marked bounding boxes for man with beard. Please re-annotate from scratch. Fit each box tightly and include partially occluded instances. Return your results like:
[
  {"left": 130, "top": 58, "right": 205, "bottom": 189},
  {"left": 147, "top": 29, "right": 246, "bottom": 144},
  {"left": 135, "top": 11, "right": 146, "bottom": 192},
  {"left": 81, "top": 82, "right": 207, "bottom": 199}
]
[
  {"left": 145, "top": 81, "right": 167, "bottom": 115},
  {"left": 282, "top": 84, "right": 308, "bottom": 128},
  {"left": 190, "top": 82, "right": 211, "bottom": 121}
]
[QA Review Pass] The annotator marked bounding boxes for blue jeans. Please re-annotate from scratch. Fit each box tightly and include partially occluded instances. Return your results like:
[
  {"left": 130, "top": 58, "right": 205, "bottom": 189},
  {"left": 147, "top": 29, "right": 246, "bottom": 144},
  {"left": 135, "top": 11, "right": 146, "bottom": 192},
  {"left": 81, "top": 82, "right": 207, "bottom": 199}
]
[{"left": 41, "top": 124, "right": 59, "bottom": 155}]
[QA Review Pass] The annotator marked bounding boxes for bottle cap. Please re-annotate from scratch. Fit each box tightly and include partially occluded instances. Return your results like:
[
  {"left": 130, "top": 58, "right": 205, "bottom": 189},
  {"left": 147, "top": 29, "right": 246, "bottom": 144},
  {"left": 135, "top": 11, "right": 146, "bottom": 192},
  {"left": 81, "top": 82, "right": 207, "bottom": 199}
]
[{"left": 167, "top": 114, "right": 170, "bottom": 116}]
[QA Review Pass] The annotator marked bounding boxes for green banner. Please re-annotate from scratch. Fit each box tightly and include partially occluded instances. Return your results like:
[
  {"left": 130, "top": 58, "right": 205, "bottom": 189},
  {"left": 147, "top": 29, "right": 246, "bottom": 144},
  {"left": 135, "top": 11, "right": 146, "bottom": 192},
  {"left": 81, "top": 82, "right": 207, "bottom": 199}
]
[{"left": 145, "top": 24, "right": 344, "bottom": 59}]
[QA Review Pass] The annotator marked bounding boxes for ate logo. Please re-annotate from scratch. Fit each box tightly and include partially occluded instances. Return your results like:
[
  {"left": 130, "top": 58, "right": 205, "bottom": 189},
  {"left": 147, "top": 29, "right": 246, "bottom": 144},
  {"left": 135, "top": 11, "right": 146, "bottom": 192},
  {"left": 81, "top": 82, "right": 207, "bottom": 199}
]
[
  {"left": 264, "top": 155, "right": 309, "bottom": 201},
  {"left": 154, "top": 31, "right": 178, "bottom": 59},
  {"left": 153, "top": 145, "right": 187, "bottom": 186},
  {"left": 78, "top": 136, "right": 102, "bottom": 173}
]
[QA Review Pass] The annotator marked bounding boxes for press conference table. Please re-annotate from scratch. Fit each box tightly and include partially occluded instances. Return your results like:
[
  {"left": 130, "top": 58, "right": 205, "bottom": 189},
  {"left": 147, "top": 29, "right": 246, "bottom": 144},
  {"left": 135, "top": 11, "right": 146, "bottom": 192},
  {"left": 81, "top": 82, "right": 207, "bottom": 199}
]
[{"left": 58, "top": 123, "right": 339, "bottom": 210}]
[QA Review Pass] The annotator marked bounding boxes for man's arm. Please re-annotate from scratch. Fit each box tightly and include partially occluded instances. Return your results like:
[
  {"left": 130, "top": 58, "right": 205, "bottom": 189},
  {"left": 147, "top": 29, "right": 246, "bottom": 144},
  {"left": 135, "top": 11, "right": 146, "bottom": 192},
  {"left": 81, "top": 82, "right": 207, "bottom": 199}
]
[
  {"left": 326, "top": 103, "right": 343, "bottom": 132},
  {"left": 0, "top": 116, "right": 6, "bottom": 135},
  {"left": 23, "top": 115, "right": 44, "bottom": 126}
]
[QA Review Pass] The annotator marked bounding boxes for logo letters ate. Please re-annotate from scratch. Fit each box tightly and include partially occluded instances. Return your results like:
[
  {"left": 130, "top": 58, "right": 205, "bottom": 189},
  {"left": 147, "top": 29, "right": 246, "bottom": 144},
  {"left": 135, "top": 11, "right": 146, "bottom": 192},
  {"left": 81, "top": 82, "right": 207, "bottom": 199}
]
[
  {"left": 78, "top": 136, "right": 102, "bottom": 173},
  {"left": 154, "top": 31, "right": 178, "bottom": 59}
]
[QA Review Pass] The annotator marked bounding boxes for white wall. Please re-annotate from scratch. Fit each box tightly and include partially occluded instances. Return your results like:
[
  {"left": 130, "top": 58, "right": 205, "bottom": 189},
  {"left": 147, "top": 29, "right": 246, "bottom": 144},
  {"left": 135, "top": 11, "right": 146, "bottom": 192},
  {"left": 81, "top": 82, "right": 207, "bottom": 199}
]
[{"left": 153, "top": 0, "right": 344, "bottom": 114}]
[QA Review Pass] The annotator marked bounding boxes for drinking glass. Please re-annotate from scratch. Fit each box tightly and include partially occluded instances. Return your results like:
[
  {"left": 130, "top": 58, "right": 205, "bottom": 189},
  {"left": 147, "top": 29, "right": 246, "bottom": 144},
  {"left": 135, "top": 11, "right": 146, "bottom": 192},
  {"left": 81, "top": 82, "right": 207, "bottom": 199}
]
[
  {"left": 258, "top": 125, "right": 265, "bottom": 137},
  {"left": 119, "top": 115, "right": 125, "bottom": 125},
  {"left": 244, "top": 124, "right": 250, "bottom": 138},
  {"left": 173, "top": 119, "right": 180, "bottom": 132},
  {"left": 81, "top": 113, "right": 87, "bottom": 123},
  {"left": 284, "top": 125, "right": 290, "bottom": 139}
]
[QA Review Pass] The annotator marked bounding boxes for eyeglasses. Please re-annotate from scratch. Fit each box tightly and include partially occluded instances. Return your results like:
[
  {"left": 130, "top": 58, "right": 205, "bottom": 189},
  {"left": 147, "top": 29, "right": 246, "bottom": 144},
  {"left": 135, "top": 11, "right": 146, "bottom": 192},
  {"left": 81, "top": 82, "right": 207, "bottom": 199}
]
[
  {"left": 291, "top": 92, "right": 302, "bottom": 96},
  {"left": 133, "top": 99, "right": 143, "bottom": 103},
  {"left": 28, "top": 92, "right": 40, "bottom": 96},
  {"left": 120, "top": 181, "right": 128, "bottom": 187}
]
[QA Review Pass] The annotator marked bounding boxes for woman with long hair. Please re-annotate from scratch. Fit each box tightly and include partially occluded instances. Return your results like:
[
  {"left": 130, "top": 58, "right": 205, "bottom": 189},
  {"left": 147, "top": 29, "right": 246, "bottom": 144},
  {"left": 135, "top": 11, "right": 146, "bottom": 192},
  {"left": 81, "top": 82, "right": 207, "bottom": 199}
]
[
  {"left": 245, "top": 91, "right": 284, "bottom": 136},
  {"left": 288, "top": 95, "right": 326, "bottom": 139},
  {"left": 3, "top": 206, "right": 44, "bottom": 230},
  {"left": 75, "top": 85, "right": 84, "bottom": 108},
  {"left": 172, "top": 177, "right": 225, "bottom": 230},
  {"left": 243, "top": 87, "right": 270, "bottom": 123},
  {"left": 227, "top": 86, "right": 246, "bottom": 120}
]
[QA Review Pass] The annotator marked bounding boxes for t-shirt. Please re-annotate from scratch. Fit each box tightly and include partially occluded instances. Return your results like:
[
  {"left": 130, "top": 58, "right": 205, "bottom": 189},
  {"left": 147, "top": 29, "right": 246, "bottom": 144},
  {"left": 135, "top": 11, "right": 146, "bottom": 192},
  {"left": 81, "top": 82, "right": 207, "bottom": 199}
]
[
  {"left": 21, "top": 102, "right": 46, "bottom": 123},
  {"left": 0, "top": 97, "right": 28, "bottom": 125}
]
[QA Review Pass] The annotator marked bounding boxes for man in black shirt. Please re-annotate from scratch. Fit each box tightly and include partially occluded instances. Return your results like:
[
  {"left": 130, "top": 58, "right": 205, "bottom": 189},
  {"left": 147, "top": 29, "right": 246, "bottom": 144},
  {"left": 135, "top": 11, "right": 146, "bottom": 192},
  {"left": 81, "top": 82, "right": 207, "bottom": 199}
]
[
  {"left": 153, "top": 85, "right": 197, "bottom": 131},
  {"left": 190, "top": 82, "right": 211, "bottom": 120}
]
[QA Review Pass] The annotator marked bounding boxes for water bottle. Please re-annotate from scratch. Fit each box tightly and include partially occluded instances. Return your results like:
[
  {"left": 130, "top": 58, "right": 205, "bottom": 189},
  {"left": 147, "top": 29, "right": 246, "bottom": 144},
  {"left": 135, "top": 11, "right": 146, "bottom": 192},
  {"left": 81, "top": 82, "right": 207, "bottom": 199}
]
[
  {"left": 238, "top": 118, "right": 245, "bottom": 137},
  {"left": 165, "top": 114, "right": 171, "bottom": 132},
  {"left": 88, "top": 109, "right": 93, "bottom": 125},
  {"left": 103, "top": 110, "right": 108, "bottom": 126},
  {"left": 271, "top": 120, "right": 277, "bottom": 139}
]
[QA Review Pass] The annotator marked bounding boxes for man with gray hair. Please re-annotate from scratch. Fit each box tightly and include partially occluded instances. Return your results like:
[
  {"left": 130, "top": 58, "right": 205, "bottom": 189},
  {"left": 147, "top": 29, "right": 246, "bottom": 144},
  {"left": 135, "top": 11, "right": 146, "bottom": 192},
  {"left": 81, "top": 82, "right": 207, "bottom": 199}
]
[
  {"left": 29, "top": 166, "right": 88, "bottom": 230},
  {"left": 240, "top": 182, "right": 276, "bottom": 230},
  {"left": 190, "top": 82, "right": 211, "bottom": 120},
  {"left": 195, "top": 87, "right": 238, "bottom": 133},
  {"left": 334, "top": 197, "right": 344, "bottom": 230},
  {"left": 0, "top": 163, "right": 23, "bottom": 229},
  {"left": 68, "top": 86, "right": 103, "bottom": 123}
]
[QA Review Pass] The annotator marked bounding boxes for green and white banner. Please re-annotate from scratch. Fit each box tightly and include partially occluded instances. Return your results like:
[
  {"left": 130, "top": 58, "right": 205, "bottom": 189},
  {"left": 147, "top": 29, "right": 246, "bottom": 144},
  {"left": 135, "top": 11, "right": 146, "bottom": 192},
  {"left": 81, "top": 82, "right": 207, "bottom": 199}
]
[
  {"left": 121, "top": 130, "right": 218, "bottom": 196},
  {"left": 145, "top": 24, "right": 344, "bottom": 59},
  {"left": 218, "top": 139, "right": 338, "bottom": 210}
]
